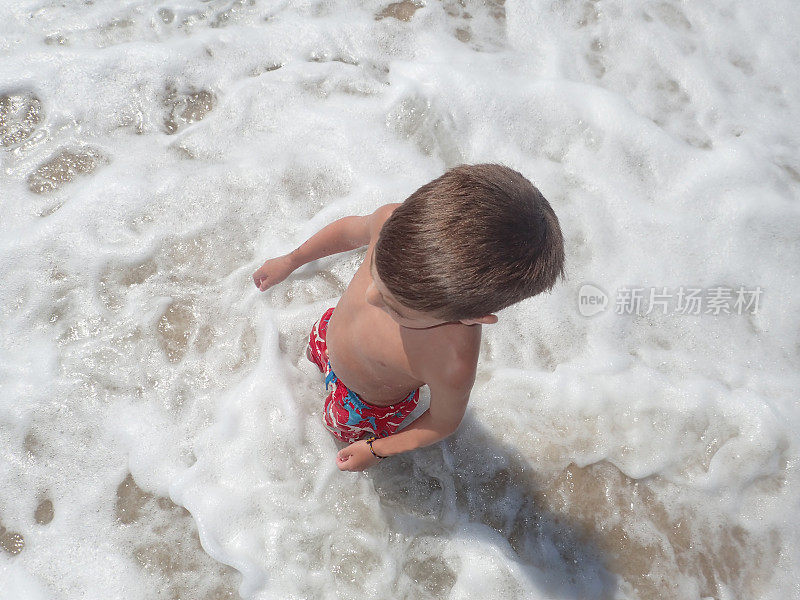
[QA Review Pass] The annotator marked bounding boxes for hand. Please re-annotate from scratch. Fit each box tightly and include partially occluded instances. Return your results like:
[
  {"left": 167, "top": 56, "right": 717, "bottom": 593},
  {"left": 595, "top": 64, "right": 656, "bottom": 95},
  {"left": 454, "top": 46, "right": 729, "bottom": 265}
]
[
  {"left": 336, "top": 440, "right": 380, "bottom": 471},
  {"left": 252, "top": 255, "right": 294, "bottom": 291}
]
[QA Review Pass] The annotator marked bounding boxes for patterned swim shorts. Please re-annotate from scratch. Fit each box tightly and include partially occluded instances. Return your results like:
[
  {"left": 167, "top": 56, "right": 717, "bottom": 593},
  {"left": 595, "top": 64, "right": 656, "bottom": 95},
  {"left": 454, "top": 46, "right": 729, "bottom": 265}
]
[{"left": 307, "top": 307, "right": 420, "bottom": 444}]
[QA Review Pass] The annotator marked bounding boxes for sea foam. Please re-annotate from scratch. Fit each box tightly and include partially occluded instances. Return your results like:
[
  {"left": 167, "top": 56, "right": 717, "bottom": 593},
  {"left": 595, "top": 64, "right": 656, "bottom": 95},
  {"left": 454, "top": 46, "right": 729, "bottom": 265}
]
[{"left": 1, "top": 0, "right": 799, "bottom": 598}]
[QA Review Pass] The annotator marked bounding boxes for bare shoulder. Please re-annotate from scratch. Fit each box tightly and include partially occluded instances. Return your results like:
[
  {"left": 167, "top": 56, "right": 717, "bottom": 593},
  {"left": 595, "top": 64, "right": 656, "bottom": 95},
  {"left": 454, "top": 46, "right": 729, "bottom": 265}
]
[
  {"left": 367, "top": 203, "right": 401, "bottom": 240},
  {"left": 412, "top": 324, "right": 481, "bottom": 394}
]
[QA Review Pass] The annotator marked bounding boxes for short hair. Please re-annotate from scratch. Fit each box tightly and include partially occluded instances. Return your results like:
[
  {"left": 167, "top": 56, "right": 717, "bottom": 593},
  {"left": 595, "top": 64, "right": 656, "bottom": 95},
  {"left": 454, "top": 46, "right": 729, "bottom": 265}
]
[{"left": 374, "top": 164, "right": 565, "bottom": 321}]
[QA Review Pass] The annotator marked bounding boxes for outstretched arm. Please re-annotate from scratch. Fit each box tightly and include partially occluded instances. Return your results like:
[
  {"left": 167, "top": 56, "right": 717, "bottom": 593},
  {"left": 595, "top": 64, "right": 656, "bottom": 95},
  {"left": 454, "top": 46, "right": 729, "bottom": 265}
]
[{"left": 253, "top": 213, "right": 372, "bottom": 291}]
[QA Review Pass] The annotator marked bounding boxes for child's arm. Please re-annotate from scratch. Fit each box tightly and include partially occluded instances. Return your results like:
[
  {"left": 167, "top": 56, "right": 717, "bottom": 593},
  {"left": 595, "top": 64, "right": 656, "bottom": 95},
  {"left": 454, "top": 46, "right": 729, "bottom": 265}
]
[
  {"left": 253, "top": 214, "right": 373, "bottom": 291},
  {"left": 336, "top": 367, "right": 474, "bottom": 471}
]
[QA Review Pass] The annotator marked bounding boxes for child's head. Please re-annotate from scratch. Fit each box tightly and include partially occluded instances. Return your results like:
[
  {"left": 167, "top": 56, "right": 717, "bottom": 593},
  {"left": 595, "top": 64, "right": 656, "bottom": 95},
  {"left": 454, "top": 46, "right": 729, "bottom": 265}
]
[{"left": 374, "top": 164, "right": 564, "bottom": 323}]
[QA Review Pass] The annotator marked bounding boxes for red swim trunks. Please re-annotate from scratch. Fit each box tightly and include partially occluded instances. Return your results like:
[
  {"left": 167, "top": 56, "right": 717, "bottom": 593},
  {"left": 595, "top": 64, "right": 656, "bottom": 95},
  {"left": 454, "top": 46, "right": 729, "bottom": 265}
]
[{"left": 307, "top": 307, "right": 420, "bottom": 444}]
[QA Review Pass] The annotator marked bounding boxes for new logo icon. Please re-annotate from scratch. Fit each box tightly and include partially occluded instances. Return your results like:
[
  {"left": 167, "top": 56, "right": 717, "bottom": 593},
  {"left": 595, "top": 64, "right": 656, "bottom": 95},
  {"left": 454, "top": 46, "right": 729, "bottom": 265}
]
[{"left": 578, "top": 284, "right": 608, "bottom": 317}]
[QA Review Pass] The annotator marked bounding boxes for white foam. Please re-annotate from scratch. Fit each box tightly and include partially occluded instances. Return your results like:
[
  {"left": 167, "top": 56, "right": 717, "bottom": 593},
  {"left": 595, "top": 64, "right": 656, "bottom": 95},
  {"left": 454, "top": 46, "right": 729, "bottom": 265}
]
[{"left": 2, "top": 0, "right": 799, "bottom": 598}]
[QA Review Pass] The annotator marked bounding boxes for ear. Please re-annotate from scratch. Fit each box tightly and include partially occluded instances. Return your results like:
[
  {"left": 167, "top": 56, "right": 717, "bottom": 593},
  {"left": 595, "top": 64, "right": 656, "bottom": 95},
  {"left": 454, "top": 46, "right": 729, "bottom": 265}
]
[{"left": 460, "top": 314, "right": 498, "bottom": 326}]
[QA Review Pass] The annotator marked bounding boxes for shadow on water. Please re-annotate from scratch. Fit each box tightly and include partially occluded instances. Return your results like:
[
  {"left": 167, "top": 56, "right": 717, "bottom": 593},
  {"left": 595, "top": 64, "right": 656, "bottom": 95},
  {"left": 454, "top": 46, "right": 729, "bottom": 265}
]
[
  {"left": 369, "top": 414, "right": 618, "bottom": 600},
  {"left": 366, "top": 411, "right": 782, "bottom": 600}
]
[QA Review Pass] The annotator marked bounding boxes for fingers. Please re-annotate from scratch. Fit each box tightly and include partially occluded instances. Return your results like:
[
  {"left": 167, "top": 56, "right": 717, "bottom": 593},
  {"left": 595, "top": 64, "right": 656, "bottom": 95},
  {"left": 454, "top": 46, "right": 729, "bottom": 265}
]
[
  {"left": 252, "top": 262, "right": 268, "bottom": 287},
  {"left": 336, "top": 452, "right": 351, "bottom": 471},
  {"left": 253, "top": 268, "right": 268, "bottom": 291}
]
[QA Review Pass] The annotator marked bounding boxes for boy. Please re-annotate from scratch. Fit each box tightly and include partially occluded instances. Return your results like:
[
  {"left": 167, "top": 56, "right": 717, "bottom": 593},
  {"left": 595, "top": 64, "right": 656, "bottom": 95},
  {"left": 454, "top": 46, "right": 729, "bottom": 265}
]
[{"left": 253, "top": 164, "right": 564, "bottom": 471}]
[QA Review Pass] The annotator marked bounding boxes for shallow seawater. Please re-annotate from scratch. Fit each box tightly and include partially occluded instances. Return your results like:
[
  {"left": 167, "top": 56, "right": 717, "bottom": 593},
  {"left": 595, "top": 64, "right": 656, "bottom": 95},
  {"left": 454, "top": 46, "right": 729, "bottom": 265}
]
[{"left": 1, "top": 0, "right": 799, "bottom": 599}]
